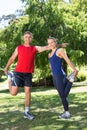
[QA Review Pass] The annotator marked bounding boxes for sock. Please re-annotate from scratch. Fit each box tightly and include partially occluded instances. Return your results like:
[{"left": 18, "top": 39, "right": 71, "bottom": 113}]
[{"left": 25, "top": 107, "right": 30, "bottom": 113}]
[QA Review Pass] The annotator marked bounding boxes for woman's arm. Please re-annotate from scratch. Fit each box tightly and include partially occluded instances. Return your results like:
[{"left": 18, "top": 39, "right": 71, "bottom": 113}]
[{"left": 57, "top": 48, "right": 78, "bottom": 76}]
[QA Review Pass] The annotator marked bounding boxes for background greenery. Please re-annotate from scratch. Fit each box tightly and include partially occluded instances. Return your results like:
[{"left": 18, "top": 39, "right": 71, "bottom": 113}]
[
  {"left": 0, "top": 1, "right": 87, "bottom": 130},
  {"left": 0, "top": 0, "right": 87, "bottom": 84}
]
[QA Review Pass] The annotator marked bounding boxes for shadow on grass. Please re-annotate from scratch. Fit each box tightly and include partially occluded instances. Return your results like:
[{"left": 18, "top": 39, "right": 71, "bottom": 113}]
[
  {"left": 0, "top": 86, "right": 54, "bottom": 94},
  {"left": 0, "top": 77, "right": 7, "bottom": 82},
  {"left": 0, "top": 93, "right": 87, "bottom": 130},
  {"left": 0, "top": 89, "right": 9, "bottom": 93}
]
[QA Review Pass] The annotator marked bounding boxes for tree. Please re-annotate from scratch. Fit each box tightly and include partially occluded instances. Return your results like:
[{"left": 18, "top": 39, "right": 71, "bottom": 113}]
[
  {"left": 0, "top": 9, "right": 25, "bottom": 29},
  {"left": 0, "top": 0, "right": 87, "bottom": 81},
  {"left": 0, "top": 16, "right": 29, "bottom": 68},
  {"left": 21, "top": 0, "right": 86, "bottom": 69}
]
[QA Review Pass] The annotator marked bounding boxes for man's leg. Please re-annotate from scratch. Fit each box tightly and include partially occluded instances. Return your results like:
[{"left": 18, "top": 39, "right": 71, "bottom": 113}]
[
  {"left": 24, "top": 86, "right": 34, "bottom": 120},
  {"left": 7, "top": 71, "right": 19, "bottom": 96},
  {"left": 8, "top": 80, "right": 19, "bottom": 96},
  {"left": 24, "top": 86, "right": 31, "bottom": 107}
]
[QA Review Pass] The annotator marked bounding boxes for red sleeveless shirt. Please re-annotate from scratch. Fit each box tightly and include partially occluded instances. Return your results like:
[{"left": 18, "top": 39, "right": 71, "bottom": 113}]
[{"left": 15, "top": 45, "right": 37, "bottom": 73}]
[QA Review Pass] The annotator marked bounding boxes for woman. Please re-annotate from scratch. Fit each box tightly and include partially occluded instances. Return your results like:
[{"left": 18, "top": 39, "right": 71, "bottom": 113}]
[{"left": 48, "top": 37, "right": 78, "bottom": 119}]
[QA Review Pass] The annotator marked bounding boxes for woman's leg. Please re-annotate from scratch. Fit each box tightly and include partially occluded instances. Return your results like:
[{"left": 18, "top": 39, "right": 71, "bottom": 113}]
[
  {"left": 53, "top": 75, "right": 69, "bottom": 111},
  {"left": 64, "top": 77, "right": 72, "bottom": 97}
]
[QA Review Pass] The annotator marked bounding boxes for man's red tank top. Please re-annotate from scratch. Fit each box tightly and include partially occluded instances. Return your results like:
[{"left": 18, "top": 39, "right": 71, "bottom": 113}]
[{"left": 15, "top": 45, "right": 37, "bottom": 73}]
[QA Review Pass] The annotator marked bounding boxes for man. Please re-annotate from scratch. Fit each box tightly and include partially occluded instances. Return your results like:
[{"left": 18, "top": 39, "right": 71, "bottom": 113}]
[{"left": 4, "top": 31, "right": 51, "bottom": 120}]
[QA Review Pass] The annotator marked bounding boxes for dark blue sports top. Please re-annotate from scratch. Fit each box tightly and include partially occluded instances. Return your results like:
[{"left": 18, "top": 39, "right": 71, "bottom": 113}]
[{"left": 49, "top": 49, "right": 65, "bottom": 76}]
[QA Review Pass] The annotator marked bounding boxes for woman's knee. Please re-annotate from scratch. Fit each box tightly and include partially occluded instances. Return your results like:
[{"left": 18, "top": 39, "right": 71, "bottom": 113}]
[{"left": 60, "top": 94, "right": 66, "bottom": 99}]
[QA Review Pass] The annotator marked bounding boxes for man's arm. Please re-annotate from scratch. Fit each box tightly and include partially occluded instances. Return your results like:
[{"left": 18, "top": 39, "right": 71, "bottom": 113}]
[
  {"left": 36, "top": 45, "right": 51, "bottom": 53},
  {"left": 4, "top": 47, "right": 18, "bottom": 75},
  {"left": 57, "top": 43, "right": 69, "bottom": 48}
]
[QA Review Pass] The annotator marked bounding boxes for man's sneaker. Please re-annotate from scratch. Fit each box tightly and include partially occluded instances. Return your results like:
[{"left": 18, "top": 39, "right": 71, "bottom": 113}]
[
  {"left": 24, "top": 112, "right": 34, "bottom": 120},
  {"left": 66, "top": 72, "right": 75, "bottom": 83},
  {"left": 7, "top": 71, "right": 14, "bottom": 81},
  {"left": 59, "top": 111, "right": 71, "bottom": 119}
]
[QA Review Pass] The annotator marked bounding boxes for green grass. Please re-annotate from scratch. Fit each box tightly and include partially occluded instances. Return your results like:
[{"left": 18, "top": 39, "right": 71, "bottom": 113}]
[{"left": 0, "top": 84, "right": 87, "bottom": 130}]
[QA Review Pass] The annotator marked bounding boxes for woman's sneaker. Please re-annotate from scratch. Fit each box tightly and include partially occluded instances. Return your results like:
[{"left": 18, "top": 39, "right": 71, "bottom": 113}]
[
  {"left": 24, "top": 112, "right": 34, "bottom": 120},
  {"left": 66, "top": 72, "right": 75, "bottom": 83},
  {"left": 7, "top": 71, "right": 14, "bottom": 81},
  {"left": 59, "top": 111, "right": 71, "bottom": 119}
]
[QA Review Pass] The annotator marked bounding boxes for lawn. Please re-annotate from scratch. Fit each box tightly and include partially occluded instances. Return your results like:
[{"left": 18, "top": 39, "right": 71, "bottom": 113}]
[{"left": 0, "top": 81, "right": 87, "bottom": 130}]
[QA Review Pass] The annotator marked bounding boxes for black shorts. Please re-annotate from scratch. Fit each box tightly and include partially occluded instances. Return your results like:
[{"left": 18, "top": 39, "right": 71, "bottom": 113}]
[{"left": 12, "top": 72, "right": 32, "bottom": 87}]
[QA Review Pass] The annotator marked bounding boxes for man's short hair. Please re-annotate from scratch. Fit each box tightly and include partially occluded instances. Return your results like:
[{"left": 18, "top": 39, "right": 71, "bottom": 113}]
[{"left": 24, "top": 31, "right": 33, "bottom": 38}]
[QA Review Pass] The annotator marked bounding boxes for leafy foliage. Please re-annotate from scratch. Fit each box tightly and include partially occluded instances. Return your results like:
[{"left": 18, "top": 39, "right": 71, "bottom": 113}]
[
  {"left": 0, "top": 16, "right": 29, "bottom": 68},
  {"left": 0, "top": 0, "right": 87, "bottom": 80}
]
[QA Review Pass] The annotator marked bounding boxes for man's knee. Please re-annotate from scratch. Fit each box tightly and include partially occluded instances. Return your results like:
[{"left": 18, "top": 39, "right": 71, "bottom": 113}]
[
  {"left": 10, "top": 90, "right": 18, "bottom": 96},
  {"left": 10, "top": 92, "right": 17, "bottom": 96},
  {"left": 10, "top": 86, "right": 19, "bottom": 96}
]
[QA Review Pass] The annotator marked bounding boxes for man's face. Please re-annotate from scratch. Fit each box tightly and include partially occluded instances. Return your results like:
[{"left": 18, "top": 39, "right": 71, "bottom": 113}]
[{"left": 24, "top": 33, "right": 32, "bottom": 44}]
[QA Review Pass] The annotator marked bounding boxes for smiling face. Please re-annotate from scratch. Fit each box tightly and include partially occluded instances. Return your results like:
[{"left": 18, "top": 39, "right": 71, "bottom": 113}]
[
  {"left": 24, "top": 33, "right": 33, "bottom": 45},
  {"left": 47, "top": 38, "right": 57, "bottom": 49}
]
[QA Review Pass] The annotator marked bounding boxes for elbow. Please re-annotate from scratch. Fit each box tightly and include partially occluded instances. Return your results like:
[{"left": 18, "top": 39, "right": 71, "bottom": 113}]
[{"left": 37, "top": 50, "right": 42, "bottom": 53}]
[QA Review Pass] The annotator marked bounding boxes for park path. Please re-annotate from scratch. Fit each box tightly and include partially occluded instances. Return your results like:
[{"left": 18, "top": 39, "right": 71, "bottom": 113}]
[
  {"left": 0, "top": 80, "right": 87, "bottom": 94},
  {"left": 71, "top": 81, "right": 87, "bottom": 93}
]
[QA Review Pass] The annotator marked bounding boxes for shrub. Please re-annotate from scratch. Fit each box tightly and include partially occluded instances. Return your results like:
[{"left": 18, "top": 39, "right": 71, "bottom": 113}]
[{"left": 76, "top": 71, "right": 87, "bottom": 82}]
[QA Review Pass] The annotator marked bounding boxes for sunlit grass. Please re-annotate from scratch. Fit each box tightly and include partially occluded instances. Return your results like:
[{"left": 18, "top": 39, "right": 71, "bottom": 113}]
[{"left": 0, "top": 85, "right": 87, "bottom": 130}]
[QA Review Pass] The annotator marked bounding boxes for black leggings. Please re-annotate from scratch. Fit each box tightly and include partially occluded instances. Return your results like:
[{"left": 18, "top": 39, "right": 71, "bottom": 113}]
[{"left": 53, "top": 75, "right": 72, "bottom": 111}]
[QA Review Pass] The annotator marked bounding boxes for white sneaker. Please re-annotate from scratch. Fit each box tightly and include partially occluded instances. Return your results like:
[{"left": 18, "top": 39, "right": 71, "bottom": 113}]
[
  {"left": 59, "top": 111, "right": 71, "bottom": 119},
  {"left": 66, "top": 72, "right": 75, "bottom": 83},
  {"left": 24, "top": 112, "right": 34, "bottom": 120}
]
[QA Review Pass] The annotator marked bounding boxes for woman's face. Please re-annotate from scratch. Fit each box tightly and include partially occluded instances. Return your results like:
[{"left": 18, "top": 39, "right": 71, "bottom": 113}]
[{"left": 47, "top": 39, "right": 56, "bottom": 49}]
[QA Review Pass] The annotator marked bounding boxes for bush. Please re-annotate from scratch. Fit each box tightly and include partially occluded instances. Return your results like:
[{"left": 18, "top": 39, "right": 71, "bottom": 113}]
[{"left": 76, "top": 71, "right": 87, "bottom": 82}]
